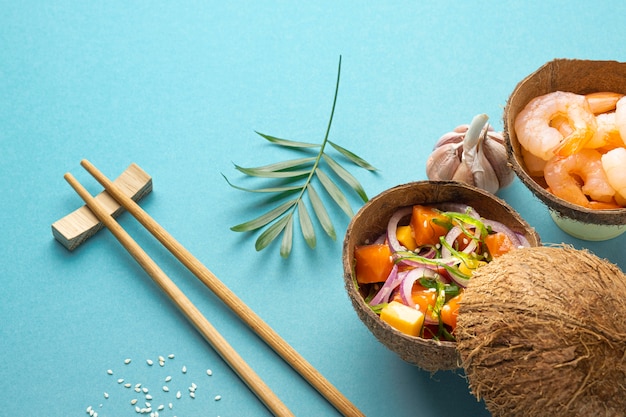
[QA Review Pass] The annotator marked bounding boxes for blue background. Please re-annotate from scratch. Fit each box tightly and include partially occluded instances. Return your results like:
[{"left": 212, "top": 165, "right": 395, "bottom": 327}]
[{"left": 2, "top": 2, "right": 626, "bottom": 416}]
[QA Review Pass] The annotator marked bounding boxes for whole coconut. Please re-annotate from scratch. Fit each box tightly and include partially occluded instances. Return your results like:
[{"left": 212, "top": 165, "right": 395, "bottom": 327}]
[{"left": 456, "top": 246, "right": 626, "bottom": 417}]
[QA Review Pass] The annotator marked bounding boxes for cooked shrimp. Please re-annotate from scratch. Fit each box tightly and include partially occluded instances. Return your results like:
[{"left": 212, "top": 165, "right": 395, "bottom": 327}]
[
  {"left": 544, "top": 148, "right": 615, "bottom": 207},
  {"left": 521, "top": 146, "right": 546, "bottom": 176},
  {"left": 585, "top": 91, "right": 624, "bottom": 114},
  {"left": 585, "top": 112, "right": 625, "bottom": 151},
  {"left": 601, "top": 147, "right": 626, "bottom": 206},
  {"left": 615, "top": 96, "right": 626, "bottom": 142},
  {"left": 515, "top": 91, "right": 597, "bottom": 161}
]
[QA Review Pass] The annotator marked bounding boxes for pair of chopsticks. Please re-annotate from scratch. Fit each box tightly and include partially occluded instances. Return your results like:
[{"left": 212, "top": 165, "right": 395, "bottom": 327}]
[{"left": 64, "top": 159, "right": 364, "bottom": 417}]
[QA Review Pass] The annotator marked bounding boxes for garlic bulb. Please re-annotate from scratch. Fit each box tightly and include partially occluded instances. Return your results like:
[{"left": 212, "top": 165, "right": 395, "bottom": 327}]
[{"left": 426, "top": 114, "right": 514, "bottom": 194}]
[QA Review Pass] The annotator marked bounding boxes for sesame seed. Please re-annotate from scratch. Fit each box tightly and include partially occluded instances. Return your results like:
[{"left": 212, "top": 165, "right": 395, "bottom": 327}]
[
  {"left": 163, "top": 386, "right": 169, "bottom": 392},
  {"left": 181, "top": 365, "right": 187, "bottom": 374},
  {"left": 165, "top": 376, "right": 172, "bottom": 382},
  {"left": 145, "top": 394, "right": 153, "bottom": 400},
  {"left": 134, "top": 387, "right": 141, "bottom": 393},
  {"left": 191, "top": 382, "right": 197, "bottom": 390},
  {"left": 206, "top": 369, "right": 213, "bottom": 376},
  {"left": 168, "top": 403, "right": 173, "bottom": 409},
  {"left": 135, "top": 406, "right": 141, "bottom": 413},
  {"left": 158, "top": 355, "right": 165, "bottom": 362},
  {"left": 168, "top": 354, "right": 175, "bottom": 359},
  {"left": 146, "top": 359, "right": 154, "bottom": 366},
  {"left": 106, "top": 369, "right": 113, "bottom": 375},
  {"left": 214, "top": 395, "right": 222, "bottom": 401},
  {"left": 142, "top": 387, "right": 149, "bottom": 393},
  {"left": 131, "top": 399, "right": 138, "bottom": 405},
  {"left": 189, "top": 392, "right": 195, "bottom": 399},
  {"left": 124, "top": 383, "right": 132, "bottom": 388},
  {"left": 158, "top": 405, "right": 165, "bottom": 411},
  {"left": 103, "top": 392, "right": 109, "bottom": 399},
  {"left": 176, "top": 391, "right": 181, "bottom": 399},
  {"left": 86, "top": 405, "right": 93, "bottom": 413},
  {"left": 117, "top": 378, "right": 124, "bottom": 384},
  {"left": 145, "top": 401, "right": 151, "bottom": 407},
  {"left": 124, "top": 358, "right": 131, "bottom": 364}
]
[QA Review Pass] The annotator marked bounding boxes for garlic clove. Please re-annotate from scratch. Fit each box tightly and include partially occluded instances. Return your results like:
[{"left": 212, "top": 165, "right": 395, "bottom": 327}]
[
  {"left": 426, "top": 142, "right": 463, "bottom": 180},
  {"left": 482, "top": 135, "right": 515, "bottom": 189},
  {"left": 472, "top": 146, "right": 500, "bottom": 194},
  {"left": 451, "top": 160, "right": 474, "bottom": 185}
]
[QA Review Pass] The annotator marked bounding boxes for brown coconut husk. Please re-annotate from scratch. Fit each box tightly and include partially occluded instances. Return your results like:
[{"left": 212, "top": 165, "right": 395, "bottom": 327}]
[
  {"left": 456, "top": 245, "right": 626, "bottom": 417},
  {"left": 503, "top": 58, "right": 626, "bottom": 225},
  {"left": 342, "top": 181, "right": 540, "bottom": 372}
]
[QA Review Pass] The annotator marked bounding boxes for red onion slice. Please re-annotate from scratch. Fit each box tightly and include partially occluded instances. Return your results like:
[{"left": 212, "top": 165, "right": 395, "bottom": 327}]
[
  {"left": 398, "top": 267, "right": 437, "bottom": 308},
  {"left": 482, "top": 219, "right": 522, "bottom": 248},
  {"left": 369, "top": 264, "right": 401, "bottom": 306},
  {"left": 386, "top": 207, "right": 413, "bottom": 253}
]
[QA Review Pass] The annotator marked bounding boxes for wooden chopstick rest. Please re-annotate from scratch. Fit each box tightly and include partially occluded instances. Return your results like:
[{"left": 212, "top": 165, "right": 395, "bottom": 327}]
[{"left": 52, "top": 163, "right": 152, "bottom": 250}]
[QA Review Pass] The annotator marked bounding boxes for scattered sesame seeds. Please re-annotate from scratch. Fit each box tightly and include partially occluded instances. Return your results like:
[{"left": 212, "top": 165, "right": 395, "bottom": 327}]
[{"left": 88, "top": 354, "right": 221, "bottom": 415}]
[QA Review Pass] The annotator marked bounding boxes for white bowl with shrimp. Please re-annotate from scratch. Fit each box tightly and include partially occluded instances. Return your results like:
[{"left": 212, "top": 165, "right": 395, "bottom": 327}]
[
  {"left": 341, "top": 180, "right": 541, "bottom": 372},
  {"left": 504, "top": 59, "right": 626, "bottom": 240}
]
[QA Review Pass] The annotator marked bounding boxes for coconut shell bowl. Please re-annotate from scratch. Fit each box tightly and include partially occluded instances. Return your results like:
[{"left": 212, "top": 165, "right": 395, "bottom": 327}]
[
  {"left": 341, "top": 181, "right": 540, "bottom": 372},
  {"left": 504, "top": 58, "right": 626, "bottom": 240}
]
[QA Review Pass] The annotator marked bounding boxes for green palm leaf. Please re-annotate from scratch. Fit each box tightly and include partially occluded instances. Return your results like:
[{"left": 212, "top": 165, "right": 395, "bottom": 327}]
[
  {"left": 231, "top": 199, "right": 296, "bottom": 232},
  {"left": 322, "top": 153, "right": 368, "bottom": 202},
  {"left": 280, "top": 215, "right": 294, "bottom": 258},
  {"left": 307, "top": 184, "right": 336, "bottom": 240},
  {"left": 255, "top": 214, "right": 292, "bottom": 251},
  {"left": 329, "top": 141, "right": 377, "bottom": 171},
  {"left": 315, "top": 169, "right": 354, "bottom": 217},
  {"left": 256, "top": 131, "right": 319, "bottom": 148},
  {"left": 225, "top": 56, "right": 376, "bottom": 257},
  {"left": 298, "top": 202, "right": 316, "bottom": 248}
]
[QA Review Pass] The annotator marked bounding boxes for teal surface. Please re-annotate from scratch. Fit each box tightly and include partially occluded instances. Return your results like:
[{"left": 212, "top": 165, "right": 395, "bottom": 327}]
[{"left": 2, "top": 2, "right": 626, "bottom": 416}]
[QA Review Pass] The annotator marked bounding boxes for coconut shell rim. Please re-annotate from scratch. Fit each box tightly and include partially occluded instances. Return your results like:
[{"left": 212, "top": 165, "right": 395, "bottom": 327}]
[
  {"left": 503, "top": 58, "right": 626, "bottom": 226},
  {"left": 342, "top": 180, "right": 541, "bottom": 371}
]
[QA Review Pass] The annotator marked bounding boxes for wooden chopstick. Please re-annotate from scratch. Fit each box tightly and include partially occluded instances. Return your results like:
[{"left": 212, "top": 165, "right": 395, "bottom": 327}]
[
  {"left": 79, "top": 159, "right": 365, "bottom": 417},
  {"left": 64, "top": 172, "right": 296, "bottom": 417}
]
